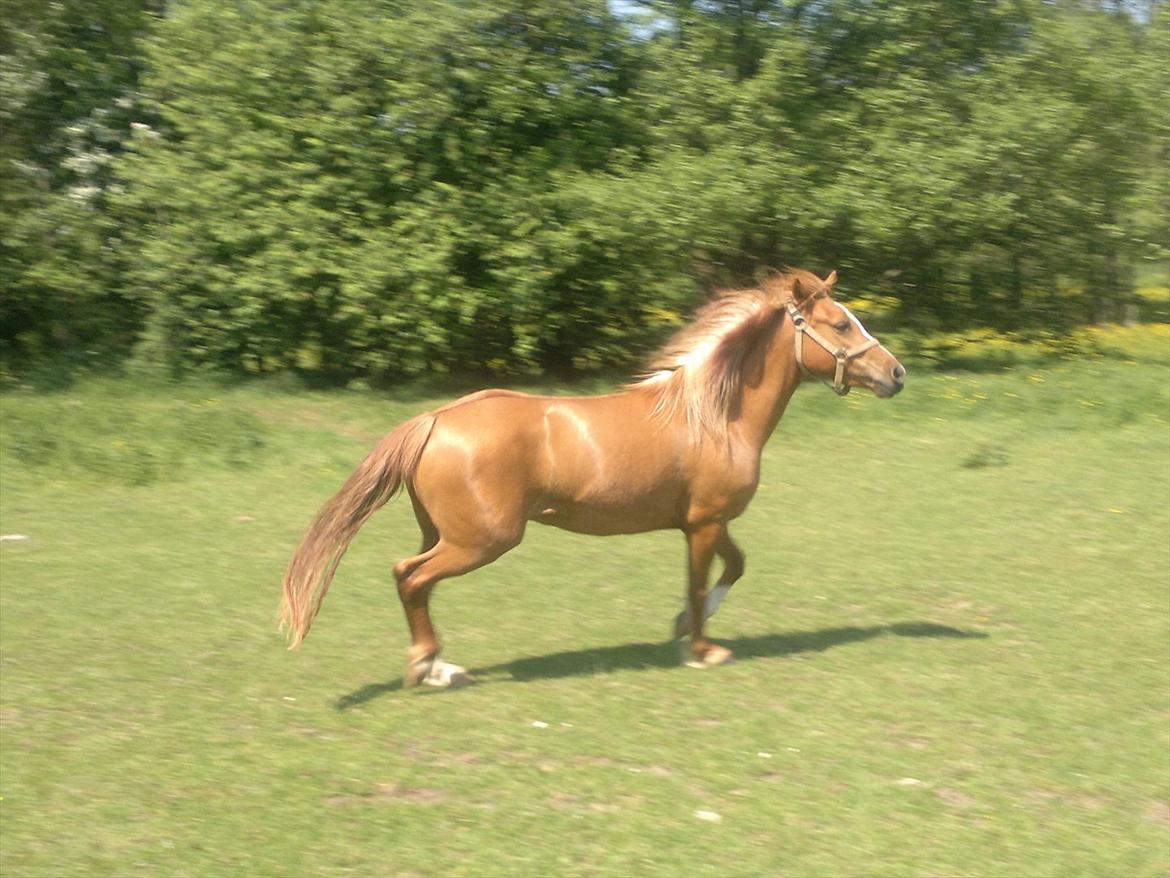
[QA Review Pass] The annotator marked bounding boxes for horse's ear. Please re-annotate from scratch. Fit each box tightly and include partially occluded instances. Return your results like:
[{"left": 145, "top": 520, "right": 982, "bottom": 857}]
[
  {"left": 791, "top": 276, "right": 808, "bottom": 304},
  {"left": 825, "top": 270, "right": 838, "bottom": 289}
]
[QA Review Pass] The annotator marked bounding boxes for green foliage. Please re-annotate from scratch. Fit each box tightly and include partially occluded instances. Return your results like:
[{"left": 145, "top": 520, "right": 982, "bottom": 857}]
[
  {"left": 114, "top": 0, "right": 660, "bottom": 375},
  {"left": 2, "top": 0, "right": 1168, "bottom": 377},
  {"left": 0, "top": 0, "right": 156, "bottom": 358}
]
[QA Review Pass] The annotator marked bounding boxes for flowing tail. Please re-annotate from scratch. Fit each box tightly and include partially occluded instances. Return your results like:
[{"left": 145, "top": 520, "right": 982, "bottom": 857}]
[{"left": 280, "top": 413, "right": 436, "bottom": 648}]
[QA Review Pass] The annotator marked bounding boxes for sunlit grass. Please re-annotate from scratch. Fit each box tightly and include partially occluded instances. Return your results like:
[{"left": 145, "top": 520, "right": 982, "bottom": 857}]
[{"left": 1, "top": 343, "right": 1168, "bottom": 876}]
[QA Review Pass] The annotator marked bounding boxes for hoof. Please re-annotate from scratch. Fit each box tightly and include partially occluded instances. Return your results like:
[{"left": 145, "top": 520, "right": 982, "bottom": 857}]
[
  {"left": 406, "top": 656, "right": 475, "bottom": 689},
  {"left": 682, "top": 642, "right": 735, "bottom": 669},
  {"left": 672, "top": 610, "right": 692, "bottom": 640},
  {"left": 424, "top": 660, "right": 476, "bottom": 688}
]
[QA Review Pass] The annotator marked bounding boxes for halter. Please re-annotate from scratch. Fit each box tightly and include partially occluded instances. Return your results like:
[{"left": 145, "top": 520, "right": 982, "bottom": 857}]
[{"left": 784, "top": 297, "right": 879, "bottom": 396}]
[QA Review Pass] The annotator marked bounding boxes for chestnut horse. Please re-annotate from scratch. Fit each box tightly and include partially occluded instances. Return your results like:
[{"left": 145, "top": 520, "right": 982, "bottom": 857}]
[{"left": 280, "top": 269, "right": 905, "bottom": 687}]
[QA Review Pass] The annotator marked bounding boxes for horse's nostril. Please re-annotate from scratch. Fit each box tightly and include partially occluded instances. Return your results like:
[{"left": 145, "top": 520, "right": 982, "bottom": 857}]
[{"left": 892, "top": 363, "right": 906, "bottom": 381}]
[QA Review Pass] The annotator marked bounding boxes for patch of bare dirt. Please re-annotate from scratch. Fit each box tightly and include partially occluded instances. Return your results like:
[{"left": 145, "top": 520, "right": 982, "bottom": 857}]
[
  {"left": 936, "top": 788, "right": 977, "bottom": 810},
  {"left": 1144, "top": 800, "right": 1169, "bottom": 828},
  {"left": 324, "top": 782, "right": 448, "bottom": 806}
]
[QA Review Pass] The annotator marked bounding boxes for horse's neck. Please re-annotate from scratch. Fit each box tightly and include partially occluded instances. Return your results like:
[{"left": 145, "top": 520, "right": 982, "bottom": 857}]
[{"left": 735, "top": 320, "right": 802, "bottom": 450}]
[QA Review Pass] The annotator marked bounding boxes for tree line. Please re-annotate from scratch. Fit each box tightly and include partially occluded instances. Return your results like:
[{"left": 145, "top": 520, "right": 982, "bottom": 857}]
[{"left": 2, "top": 0, "right": 1166, "bottom": 377}]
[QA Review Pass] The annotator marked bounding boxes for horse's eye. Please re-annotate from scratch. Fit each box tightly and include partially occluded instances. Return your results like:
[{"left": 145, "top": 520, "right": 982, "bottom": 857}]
[{"left": 834, "top": 321, "right": 850, "bottom": 333}]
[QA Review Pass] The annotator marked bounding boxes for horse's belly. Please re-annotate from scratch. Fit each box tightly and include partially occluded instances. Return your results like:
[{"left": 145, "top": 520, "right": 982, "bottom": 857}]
[{"left": 533, "top": 493, "right": 680, "bottom": 535}]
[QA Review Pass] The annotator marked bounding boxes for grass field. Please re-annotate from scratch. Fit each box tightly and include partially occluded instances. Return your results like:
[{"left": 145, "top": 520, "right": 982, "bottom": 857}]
[{"left": 2, "top": 325, "right": 1168, "bottom": 877}]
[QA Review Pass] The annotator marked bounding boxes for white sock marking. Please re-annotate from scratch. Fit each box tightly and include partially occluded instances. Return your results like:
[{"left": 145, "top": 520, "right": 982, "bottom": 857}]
[
  {"left": 423, "top": 659, "right": 469, "bottom": 687},
  {"left": 704, "top": 584, "right": 730, "bottom": 619}
]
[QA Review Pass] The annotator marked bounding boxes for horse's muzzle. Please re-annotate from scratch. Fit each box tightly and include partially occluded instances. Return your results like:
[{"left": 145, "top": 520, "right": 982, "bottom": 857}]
[{"left": 873, "top": 363, "right": 906, "bottom": 397}]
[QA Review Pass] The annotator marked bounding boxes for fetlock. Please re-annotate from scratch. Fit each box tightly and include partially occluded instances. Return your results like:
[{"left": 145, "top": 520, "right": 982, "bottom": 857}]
[{"left": 404, "top": 646, "right": 437, "bottom": 688}]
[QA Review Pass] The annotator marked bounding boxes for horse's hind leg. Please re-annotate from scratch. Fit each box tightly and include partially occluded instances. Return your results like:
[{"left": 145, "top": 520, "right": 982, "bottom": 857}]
[
  {"left": 674, "top": 528, "right": 745, "bottom": 639},
  {"left": 391, "top": 491, "right": 440, "bottom": 624},
  {"left": 391, "top": 488, "right": 441, "bottom": 666},
  {"left": 406, "top": 486, "right": 439, "bottom": 559},
  {"left": 394, "top": 535, "right": 517, "bottom": 688}
]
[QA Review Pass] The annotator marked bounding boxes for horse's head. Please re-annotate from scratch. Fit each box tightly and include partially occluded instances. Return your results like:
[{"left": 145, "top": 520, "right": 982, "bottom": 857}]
[{"left": 787, "top": 271, "right": 905, "bottom": 398}]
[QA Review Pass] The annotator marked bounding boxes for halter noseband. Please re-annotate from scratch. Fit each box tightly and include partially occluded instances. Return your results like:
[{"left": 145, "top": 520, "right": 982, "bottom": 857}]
[{"left": 784, "top": 297, "right": 879, "bottom": 396}]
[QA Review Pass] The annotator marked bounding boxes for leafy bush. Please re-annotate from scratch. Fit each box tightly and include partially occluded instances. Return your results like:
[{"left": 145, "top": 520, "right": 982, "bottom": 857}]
[{"left": 3, "top": 1, "right": 1167, "bottom": 378}]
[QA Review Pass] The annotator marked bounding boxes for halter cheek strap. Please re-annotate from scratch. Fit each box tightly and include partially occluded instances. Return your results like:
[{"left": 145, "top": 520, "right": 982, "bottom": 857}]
[{"left": 784, "top": 298, "right": 879, "bottom": 396}]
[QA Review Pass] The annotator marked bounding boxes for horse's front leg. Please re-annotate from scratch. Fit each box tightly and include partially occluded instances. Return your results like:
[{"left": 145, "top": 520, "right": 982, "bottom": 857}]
[
  {"left": 681, "top": 523, "right": 735, "bottom": 667},
  {"left": 674, "top": 528, "right": 744, "bottom": 640}
]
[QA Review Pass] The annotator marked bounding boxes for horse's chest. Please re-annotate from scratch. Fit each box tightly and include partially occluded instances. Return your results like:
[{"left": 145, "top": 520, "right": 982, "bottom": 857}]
[{"left": 687, "top": 450, "right": 761, "bottom": 523}]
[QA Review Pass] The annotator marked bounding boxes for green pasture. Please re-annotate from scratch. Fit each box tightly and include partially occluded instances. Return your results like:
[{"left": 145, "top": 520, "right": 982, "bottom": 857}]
[{"left": 2, "top": 326, "right": 1168, "bottom": 877}]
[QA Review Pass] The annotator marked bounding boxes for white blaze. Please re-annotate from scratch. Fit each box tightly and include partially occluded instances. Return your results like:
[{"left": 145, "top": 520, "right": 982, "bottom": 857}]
[{"left": 840, "top": 303, "right": 891, "bottom": 355}]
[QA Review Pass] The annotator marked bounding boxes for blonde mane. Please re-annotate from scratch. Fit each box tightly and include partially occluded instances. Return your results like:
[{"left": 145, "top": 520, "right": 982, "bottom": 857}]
[{"left": 631, "top": 270, "right": 826, "bottom": 441}]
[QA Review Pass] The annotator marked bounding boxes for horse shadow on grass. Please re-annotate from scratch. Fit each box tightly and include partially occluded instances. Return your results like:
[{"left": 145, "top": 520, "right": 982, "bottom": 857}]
[{"left": 333, "top": 621, "right": 986, "bottom": 711}]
